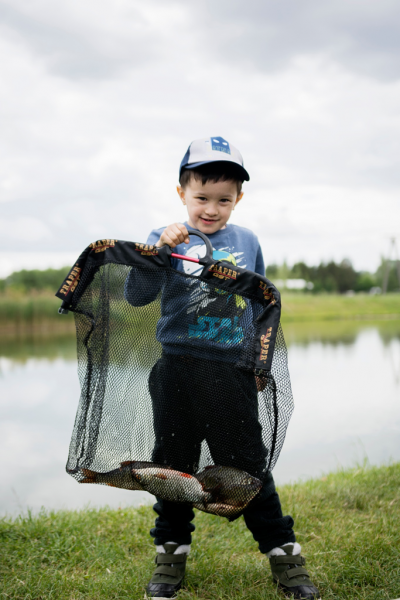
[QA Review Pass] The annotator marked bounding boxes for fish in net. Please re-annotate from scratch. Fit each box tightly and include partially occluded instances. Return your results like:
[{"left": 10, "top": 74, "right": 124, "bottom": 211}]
[{"left": 56, "top": 231, "right": 294, "bottom": 517}]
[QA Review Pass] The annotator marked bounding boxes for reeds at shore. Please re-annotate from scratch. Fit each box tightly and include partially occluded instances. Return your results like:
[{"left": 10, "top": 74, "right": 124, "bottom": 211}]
[{"left": 1, "top": 292, "right": 399, "bottom": 336}]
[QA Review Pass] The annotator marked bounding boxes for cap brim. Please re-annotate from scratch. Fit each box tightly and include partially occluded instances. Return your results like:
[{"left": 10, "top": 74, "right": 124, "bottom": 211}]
[{"left": 181, "top": 160, "right": 250, "bottom": 182}]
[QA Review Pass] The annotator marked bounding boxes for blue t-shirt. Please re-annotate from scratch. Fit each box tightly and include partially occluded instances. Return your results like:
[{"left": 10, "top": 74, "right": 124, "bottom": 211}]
[{"left": 125, "top": 223, "right": 265, "bottom": 361}]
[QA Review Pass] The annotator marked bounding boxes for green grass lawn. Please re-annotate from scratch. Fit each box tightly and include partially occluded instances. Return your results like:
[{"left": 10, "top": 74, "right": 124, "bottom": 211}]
[
  {"left": 281, "top": 293, "right": 400, "bottom": 322},
  {"left": 1, "top": 463, "right": 399, "bottom": 599}
]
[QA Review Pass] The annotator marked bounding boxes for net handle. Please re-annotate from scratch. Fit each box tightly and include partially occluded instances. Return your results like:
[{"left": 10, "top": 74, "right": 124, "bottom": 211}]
[{"left": 170, "top": 229, "right": 213, "bottom": 265}]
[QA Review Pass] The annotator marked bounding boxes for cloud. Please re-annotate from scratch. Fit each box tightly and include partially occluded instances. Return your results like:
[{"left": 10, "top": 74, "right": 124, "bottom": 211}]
[
  {"left": 191, "top": 0, "right": 400, "bottom": 81},
  {"left": 0, "top": 0, "right": 191, "bottom": 79},
  {"left": 238, "top": 183, "right": 400, "bottom": 269},
  {"left": 1, "top": 0, "right": 400, "bottom": 82},
  {"left": 0, "top": 216, "right": 52, "bottom": 243},
  {"left": 0, "top": 0, "right": 399, "bottom": 274}
]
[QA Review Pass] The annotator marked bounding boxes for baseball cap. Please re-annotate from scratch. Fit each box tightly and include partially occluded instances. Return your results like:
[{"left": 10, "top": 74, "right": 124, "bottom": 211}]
[{"left": 179, "top": 136, "right": 250, "bottom": 182}]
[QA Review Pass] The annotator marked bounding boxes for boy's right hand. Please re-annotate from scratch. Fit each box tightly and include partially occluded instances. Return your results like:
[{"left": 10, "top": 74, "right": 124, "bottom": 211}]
[{"left": 155, "top": 223, "right": 190, "bottom": 248}]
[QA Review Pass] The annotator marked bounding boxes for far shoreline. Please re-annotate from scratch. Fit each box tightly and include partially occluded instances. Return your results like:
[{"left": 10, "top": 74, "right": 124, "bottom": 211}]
[{"left": 1, "top": 292, "right": 399, "bottom": 336}]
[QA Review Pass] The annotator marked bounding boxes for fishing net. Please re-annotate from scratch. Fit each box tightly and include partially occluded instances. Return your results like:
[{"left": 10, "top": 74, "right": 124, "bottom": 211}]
[{"left": 56, "top": 232, "right": 293, "bottom": 518}]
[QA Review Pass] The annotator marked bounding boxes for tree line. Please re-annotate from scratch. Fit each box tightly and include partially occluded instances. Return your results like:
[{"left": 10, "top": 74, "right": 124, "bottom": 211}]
[
  {"left": 266, "top": 258, "right": 399, "bottom": 293},
  {"left": 0, "top": 267, "right": 70, "bottom": 294},
  {"left": 0, "top": 259, "right": 399, "bottom": 295}
]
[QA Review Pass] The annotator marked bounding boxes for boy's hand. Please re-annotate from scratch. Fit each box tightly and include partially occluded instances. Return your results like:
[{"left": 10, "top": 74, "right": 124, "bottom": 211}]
[{"left": 155, "top": 223, "right": 190, "bottom": 248}]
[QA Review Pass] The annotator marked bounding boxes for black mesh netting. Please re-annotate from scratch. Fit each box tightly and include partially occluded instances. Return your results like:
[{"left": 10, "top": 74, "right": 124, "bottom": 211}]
[{"left": 56, "top": 238, "right": 294, "bottom": 518}]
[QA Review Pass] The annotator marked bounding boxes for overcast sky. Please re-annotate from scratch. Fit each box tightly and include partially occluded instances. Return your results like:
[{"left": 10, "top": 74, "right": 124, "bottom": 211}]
[{"left": 1, "top": 0, "right": 399, "bottom": 276}]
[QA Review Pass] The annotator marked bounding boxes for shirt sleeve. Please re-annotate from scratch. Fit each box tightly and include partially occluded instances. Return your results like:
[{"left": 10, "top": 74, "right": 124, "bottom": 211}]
[{"left": 254, "top": 242, "right": 265, "bottom": 276}]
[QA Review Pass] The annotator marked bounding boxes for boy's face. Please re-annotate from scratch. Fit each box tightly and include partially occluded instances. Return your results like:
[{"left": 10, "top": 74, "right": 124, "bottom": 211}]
[{"left": 177, "top": 178, "right": 243, "bottom": 235}]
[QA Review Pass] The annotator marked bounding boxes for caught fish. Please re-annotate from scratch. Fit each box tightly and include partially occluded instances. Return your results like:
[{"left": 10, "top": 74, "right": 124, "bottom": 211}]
[
  {"left": 80, "top": 464, "right": 144, "bottom": 490},
  {"left": 193, "top": 501, "right": 242, "bottom": 517},
  {"left": 132, "top": 467, "right": 208, "bottom": 503},
  {"left": 195, "top": 465, "right": 262, "bottom": 507},
  {"left": 120, "top": 460, "right": 172, "bottom": 470},
  {"left": 78, "top": 461, "right": 260, "bottom": 515}
]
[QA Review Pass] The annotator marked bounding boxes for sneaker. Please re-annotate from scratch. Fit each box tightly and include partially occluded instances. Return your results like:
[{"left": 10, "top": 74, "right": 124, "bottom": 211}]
[
  {"left": 145, "top": 542, "right": 189, "bottom": 599},
  {"left": 268, "top": 543, "right": 321, "bottom": 600}
]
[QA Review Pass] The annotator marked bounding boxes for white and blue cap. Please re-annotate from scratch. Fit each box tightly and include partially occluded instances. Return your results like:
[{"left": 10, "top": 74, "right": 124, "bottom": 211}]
[{"left": 179, "top": 136, "right": 250, "bottom": 181}]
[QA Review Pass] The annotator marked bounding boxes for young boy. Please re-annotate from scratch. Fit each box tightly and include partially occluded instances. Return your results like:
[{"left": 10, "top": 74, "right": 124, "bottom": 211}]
[{"left": 143, "top": 137, "right": 320, "bottom": 600}]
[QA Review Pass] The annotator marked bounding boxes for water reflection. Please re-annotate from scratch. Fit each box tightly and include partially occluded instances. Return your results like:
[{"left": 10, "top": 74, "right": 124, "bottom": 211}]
[
  {"left": 1, "top": 322, "right": 399, "bottom": 515},
  {"left": 0, "top": 353, "right": 153, "bottom": 515},
  {"left": 274, "top": 321, "right": 400, "bottom": 485},
  {"left": 283, "top": 319, "right": 400, "bottom": 347},
  {"left": 0, "top": 332, "right": 77, "bottom": 363},
  {"left": 2, "top": 321, "right": 399, "bottom": 360}
]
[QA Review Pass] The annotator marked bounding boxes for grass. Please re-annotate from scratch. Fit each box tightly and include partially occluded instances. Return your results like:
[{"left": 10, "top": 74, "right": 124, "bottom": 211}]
[
  {"left": 1, "top": 292, "right": 399, "bottom": 336},
  {"left": 281, "top": 293, "right": 400, "bottom": 322},
  {"left": 1, "top": 463, "right": 399, "bottom": 599},
  {"left": 0, "top": 293, "right": 161, "bottom": 337},
  {"left": 0, "top": 293, "right": 74, "bottom": 334}
]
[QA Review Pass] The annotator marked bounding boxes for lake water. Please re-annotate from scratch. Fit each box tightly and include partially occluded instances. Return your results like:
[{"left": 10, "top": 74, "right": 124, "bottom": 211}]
[{"left": 1, "top": 321, "right": 399, "bottom": 516}]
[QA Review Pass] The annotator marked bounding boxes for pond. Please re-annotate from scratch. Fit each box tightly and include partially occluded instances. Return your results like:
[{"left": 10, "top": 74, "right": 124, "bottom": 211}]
[{"left": 1, "top": 321, "right": 399, "bottom": 515}]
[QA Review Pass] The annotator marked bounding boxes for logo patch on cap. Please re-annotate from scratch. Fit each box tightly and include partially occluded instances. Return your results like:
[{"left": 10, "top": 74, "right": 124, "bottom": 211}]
[{"left": 211, "top": 137, "right": 231, "bottom": 155}]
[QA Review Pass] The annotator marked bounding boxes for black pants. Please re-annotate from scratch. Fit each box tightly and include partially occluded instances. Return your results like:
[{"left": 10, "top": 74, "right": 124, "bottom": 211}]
[{"left": 148, "top": 353, "right": 295, "bottom": 554}]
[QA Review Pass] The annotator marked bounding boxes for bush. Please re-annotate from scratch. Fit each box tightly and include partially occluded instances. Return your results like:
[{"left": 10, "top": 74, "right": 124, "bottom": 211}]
[
  {"left": 0, "top": 267, "right": 71, "bottom": 294},
  {"left": 355, "top": 272, "right": 376, "bottom": 292}
]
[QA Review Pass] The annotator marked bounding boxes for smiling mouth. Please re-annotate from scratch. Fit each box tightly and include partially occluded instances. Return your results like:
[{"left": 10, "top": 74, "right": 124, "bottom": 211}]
[{"left": 201, "top": 218, "right": 218, "bottom": 223}]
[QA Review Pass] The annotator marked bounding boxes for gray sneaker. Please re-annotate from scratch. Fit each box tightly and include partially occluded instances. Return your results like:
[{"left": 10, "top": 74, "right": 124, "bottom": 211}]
[
  {"left": 145, "top": 543, "right": 188, "bottom": 599},
  {"left": 269, "top": 544, "right": 321, "bottom": 600}
]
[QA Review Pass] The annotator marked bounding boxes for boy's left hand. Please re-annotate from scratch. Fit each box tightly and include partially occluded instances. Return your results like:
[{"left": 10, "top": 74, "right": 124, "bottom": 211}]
[{"left": 155, "top": 223, "right": 190, "bottom": 248}]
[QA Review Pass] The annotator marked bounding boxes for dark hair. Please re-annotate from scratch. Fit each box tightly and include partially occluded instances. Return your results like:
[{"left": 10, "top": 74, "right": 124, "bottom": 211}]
[{"left": 179, "top": 162, "right": 243, "bottom": 195}]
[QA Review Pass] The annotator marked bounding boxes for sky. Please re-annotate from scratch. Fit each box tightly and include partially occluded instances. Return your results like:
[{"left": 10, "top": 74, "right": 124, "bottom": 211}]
[{"left": 1, "top": 0, "right": 399, "bottom": 277}]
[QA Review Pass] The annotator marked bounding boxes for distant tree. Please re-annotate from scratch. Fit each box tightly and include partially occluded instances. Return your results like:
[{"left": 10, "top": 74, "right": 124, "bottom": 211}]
[
  {"left": 291, "top": 261, "right": 311, "bottom": 280},
  {"left": 336, "top": 259, "right": 357, "bottom": 293},
  {"left": 285, "top": 259, "right": 358, "bottom": 293},
  {"left": 2, "top": 259, "right": 386, "bottom": 297},
  {"left": 355, "top": 272, "right": 376, "bottom": 292},
  {"left": 265, "top": 264, "right": 278, "bottom": 278},
  {"left": 277, "top": 260, "right": 290, "bottom": 280},
  {"left": 2, "top": 267, "right": 71, "bottom": 293}
]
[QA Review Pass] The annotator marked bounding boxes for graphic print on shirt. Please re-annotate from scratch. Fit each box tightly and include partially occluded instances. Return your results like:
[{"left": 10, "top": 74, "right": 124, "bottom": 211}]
[
  {"left": 182, "top": 245, "right": 248, "bottom": 346},
  {"left": 181, "top": 244, "right": 247, "bottom": 277}
]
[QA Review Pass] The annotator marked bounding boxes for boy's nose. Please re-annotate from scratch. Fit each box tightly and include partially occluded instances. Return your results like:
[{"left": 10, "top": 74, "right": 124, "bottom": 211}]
[{"left": 204, "top": 207, "right": 218, "bottom": 216}]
